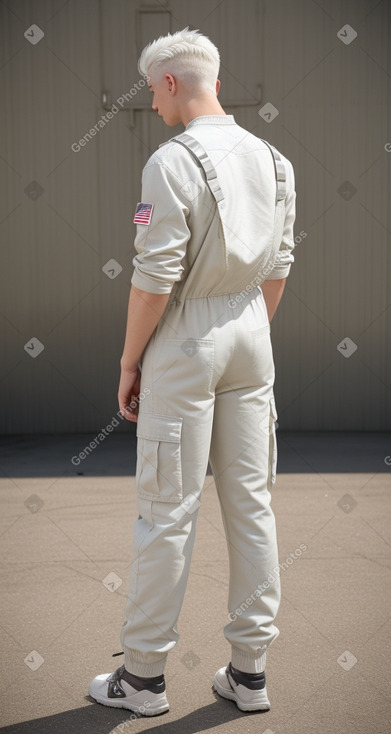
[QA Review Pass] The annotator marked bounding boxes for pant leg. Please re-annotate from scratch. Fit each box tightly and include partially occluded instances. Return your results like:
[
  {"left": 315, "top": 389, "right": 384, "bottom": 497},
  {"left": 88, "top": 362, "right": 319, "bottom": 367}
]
[
  {"left": 120, "top": 334, "right": 215, "bottom": 677},
  {"left": 209, "top": 322, "right": 281, "bottom": 674}
]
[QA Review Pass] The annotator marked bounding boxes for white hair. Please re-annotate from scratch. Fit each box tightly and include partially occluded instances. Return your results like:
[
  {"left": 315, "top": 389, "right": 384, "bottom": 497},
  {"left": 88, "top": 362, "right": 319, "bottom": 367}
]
[{"left": 138, "top": 27, "right": 220, "bottom": 93}]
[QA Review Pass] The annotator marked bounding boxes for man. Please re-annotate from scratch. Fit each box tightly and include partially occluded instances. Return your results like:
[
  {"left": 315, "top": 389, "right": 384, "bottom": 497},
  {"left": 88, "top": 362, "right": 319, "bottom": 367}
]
[{"left": 89, "top": 27, "right": 296, "bottom": 715}]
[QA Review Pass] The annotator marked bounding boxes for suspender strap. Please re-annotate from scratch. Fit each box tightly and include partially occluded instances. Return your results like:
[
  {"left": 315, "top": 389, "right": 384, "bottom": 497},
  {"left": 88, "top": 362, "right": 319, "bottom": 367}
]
[
  {"left": 259, "top": 138, "right": 287, "bottom": 202},
  {"left": 168, "top": 132, "right": 225, "bottom": 204},
  {"left": 163, "top": 132, "right": 286, "bottom": 204}
]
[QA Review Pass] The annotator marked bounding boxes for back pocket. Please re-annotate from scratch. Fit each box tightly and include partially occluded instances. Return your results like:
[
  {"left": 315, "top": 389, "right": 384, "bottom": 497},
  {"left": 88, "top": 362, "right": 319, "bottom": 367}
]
[{"left": 136, "top": 413, "right": 183, "bottom": 503}]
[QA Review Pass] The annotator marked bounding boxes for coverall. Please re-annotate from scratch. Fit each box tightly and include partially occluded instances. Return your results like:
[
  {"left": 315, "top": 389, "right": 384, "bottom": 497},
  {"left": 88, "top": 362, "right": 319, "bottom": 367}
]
[{"left": 119, "top": 114, "right": 296, "bottom": 677}]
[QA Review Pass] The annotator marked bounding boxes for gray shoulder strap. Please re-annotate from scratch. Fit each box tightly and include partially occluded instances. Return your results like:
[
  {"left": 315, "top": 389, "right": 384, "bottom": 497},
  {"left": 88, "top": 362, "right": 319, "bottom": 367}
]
[
  {"left": 161, "top": 132, "right": 286, "bottom": 204},
  {"left": 167, "top": 132, "right": 225, "bottom": 204},
  {"left": 259, "top": 139, "right": 287, "bottom": 202}
]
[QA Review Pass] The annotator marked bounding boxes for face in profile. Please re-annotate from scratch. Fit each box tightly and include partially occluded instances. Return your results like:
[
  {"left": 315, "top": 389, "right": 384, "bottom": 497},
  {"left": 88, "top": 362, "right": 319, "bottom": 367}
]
[{"left": 148, "top": 72, "right": 181, "bottom": 127}]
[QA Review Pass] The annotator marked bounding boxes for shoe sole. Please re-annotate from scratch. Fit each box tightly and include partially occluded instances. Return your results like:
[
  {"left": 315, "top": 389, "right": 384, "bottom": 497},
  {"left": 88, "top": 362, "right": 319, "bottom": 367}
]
[
  {"left": 213, "top": 677, "right": 270, "bottom": 712},
  {"left": 88, "top": 686, "right": 169, "bottom": 716}
]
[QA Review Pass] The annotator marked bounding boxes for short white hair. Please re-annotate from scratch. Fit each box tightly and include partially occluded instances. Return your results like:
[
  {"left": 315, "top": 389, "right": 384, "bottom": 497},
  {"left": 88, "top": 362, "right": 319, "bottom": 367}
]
[{"left": 138, "top": 27, "right": 220, "bottom": 93}]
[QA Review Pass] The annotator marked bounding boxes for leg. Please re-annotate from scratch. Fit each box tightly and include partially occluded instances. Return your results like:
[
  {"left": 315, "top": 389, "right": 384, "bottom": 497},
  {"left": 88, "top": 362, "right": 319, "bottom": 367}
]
[
  {"left": 120, "top": 335, "right": 215, "bottom": 677},
  {"left": 209, "top": 329, "right": 280, "bottom": 674}
]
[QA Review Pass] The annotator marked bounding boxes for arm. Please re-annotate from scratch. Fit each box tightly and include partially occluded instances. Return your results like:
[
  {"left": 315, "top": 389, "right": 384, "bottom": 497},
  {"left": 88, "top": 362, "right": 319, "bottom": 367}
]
[
  {"left": 260, "top": 159, "right": 296, "bottom": 321},
  {"left": 118, "top": 155, "right": 191, "bottom": 422},
  {"left": 263, "top": 159, "right": 296, "bottom": 290},
  {"left": 118, "top": 286, "right": 170, "bottom": 423},
  {"left": 261, "top": 278, "right": 286, "bottom": 322},
  {"left": 120, "top": 286, "right": 170, "bottom": 371}
]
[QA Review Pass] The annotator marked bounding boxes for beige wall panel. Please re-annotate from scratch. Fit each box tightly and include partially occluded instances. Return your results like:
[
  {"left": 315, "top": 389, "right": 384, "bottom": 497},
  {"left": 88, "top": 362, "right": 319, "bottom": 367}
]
[{"left": 0, "top": 0, "right": 389, "bottom": 433}]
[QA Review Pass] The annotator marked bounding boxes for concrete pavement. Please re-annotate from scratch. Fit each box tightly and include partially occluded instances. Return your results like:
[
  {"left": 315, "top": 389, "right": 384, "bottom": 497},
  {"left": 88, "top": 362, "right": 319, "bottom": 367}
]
[{"left": 0, "top": 431, "right": 390, "bottom": 734}]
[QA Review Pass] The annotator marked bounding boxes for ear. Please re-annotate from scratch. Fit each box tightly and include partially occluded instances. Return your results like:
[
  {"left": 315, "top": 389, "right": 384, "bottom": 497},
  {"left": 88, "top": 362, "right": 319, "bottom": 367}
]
[
  {"left": 164, "top": 73, "right": 176, "bottom": 93},
  {"left": 216, "top": 78, "right": 221, "bottom": 96}
]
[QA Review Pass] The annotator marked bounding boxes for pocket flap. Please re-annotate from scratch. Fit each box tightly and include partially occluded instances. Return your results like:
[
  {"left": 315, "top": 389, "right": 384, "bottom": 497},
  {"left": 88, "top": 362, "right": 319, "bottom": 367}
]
[{"left": 137, "top": 413, "right": 183, "bottom": 443}]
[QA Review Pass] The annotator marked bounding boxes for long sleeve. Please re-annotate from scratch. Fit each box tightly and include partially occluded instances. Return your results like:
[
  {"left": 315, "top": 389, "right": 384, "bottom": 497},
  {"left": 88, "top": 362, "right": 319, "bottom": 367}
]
[
  {"left": 131, "top": 158, "right": 191, "bottom": 294},
  {"left": 266, "top": 159, "right": 296, "bottom": 280}
]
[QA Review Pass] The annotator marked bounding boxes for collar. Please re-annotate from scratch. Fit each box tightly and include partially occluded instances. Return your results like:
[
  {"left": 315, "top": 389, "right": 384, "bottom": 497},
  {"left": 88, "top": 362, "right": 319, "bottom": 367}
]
[{"left": 185, "top": 114, "right": 236, "bottom": 130}]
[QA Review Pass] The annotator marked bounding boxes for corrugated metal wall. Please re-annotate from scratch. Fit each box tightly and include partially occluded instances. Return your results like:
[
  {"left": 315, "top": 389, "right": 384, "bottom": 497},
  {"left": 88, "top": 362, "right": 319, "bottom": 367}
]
[{"left": 0, "top": 0, "right": 389, "bottom": 433}]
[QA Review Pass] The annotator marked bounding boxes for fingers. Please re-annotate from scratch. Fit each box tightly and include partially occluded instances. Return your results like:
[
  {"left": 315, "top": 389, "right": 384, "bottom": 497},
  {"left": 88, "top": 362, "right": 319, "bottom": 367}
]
[
  {"left": 118, "top": 396, "right": 139, "bottom": 422},
  {"left": 117, "top": 366, "right": 142, "bottom": 423}
]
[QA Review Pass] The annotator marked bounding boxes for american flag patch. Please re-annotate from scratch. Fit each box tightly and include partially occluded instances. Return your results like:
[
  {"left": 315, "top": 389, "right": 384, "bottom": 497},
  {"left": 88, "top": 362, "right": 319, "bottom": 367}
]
[{"left": 133, "top": 202, "right": 154, "bottom": 225}]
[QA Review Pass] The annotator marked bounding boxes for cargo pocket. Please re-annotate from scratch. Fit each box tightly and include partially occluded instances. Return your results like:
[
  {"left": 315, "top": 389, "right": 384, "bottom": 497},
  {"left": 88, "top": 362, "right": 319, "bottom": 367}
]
[
  {"left": 268, "top": 395, "right": 278, "bottom": 486},
  {"left": 136, "top": 413, "right": 183, "bottom": 503}
]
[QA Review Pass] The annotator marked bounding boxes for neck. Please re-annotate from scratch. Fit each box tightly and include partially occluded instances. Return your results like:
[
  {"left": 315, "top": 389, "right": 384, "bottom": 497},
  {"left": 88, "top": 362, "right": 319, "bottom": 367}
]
[{"left": 180, "top": 96, "right": 226, "bottom": 127}]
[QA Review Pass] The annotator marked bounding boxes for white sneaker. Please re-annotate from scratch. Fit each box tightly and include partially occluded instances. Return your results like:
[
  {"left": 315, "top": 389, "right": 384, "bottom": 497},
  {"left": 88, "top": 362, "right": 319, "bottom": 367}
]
[
  {"left": 213, "top": 662, "right": 270, "bottom": 711},
  {"left": 89, "top": 664, "right": 169, "bottom": 716}
]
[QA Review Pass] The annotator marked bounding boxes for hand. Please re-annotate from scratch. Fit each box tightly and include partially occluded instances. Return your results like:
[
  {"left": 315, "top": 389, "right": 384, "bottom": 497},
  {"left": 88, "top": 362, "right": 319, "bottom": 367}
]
[{"left": 118, "top": 365, "right": 141, "bottom": 423}]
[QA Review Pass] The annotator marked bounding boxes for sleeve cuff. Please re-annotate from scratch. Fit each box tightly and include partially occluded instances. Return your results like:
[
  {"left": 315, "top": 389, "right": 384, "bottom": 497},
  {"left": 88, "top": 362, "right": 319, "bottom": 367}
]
[
  {"left": 131, "top": 269, "right": 174, "bottom": 295},
  {"left": 265, "top": 263, "right": 292, "bottom": 280}
]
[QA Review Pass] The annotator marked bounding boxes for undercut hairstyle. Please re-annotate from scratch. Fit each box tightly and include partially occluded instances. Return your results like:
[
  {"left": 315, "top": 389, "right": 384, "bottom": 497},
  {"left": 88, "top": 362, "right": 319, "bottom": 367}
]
[{"left": 138, "top": 27, "right": 220, "bottom": 93}]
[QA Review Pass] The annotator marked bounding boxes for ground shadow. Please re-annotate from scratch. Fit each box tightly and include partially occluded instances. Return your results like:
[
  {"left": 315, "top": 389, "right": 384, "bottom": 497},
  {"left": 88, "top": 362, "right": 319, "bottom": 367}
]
[{"left": 0, "top": 694, "right": 269, "bottom": 734}]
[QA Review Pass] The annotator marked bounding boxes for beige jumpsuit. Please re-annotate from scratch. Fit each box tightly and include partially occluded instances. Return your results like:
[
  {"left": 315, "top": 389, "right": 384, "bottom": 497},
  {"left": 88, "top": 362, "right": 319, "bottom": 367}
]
[{"left": 120, "top": 114, "right": 296, "bottom": 677}]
